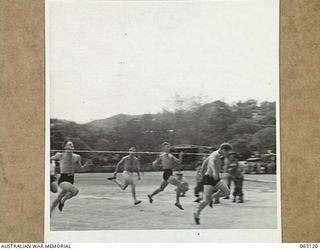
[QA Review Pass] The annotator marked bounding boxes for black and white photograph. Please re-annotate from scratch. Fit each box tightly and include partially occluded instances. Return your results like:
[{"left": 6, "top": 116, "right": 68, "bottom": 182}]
[{"left": 46, "top": 0, "right": 280, "bottom": 242}]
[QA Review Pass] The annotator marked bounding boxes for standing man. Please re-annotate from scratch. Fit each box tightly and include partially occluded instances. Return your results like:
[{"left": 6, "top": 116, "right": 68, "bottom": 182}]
[
  {"left": 108, "top": 147, "right": 142, "bottom": 205},
  {"left": 147, "top": 142, "right": 185, "bottom": 210},
  {"left": 194, "top": 143, "right": 233, "bottom": 224},
  {"left": 227, "top": 152, "right": 245, "bottom": 203},
  {"left": 50, "top": 139, "right": 86, "bottom": 216}
]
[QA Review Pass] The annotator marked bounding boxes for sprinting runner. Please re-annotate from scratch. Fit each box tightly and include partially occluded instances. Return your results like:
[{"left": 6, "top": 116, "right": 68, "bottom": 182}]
[
  {"left": 147, "top": 142, "right": 185, "bottom": 210},
  {"left": 50, "top": 139, "right": 87, "bottom": 216},
  {"left": 194, "top": 143, "right": 233, "bottom": 224},
  {"left": 50, "top": 160, "right": 58, "bottom": 193},
  {"left": 108, "top": 147, "right": 142, "bottom": 205},
  {"left": 194, "top": 156, "right": 219, "bottom": 206}
]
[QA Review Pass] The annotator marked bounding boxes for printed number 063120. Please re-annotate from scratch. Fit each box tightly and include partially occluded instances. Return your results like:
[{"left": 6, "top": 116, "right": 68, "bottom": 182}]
[{"left": 300, "top": 244, "right": 318, "bottom": 249}]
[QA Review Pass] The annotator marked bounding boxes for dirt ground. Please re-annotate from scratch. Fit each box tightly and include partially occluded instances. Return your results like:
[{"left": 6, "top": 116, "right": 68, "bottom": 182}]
[{"left": 50, "top": 171, "right": 278, "bottom": 231}]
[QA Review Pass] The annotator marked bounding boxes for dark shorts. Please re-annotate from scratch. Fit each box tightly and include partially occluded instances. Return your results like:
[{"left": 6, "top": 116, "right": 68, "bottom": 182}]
[
  {"left": 163, "top": 169, "right": 173, "bottom": 181},
  {"left": 203, "top": 175, "right": 221, "bottom": 186},
  {"left": 50, "top": 175, "right": 57, "bottom": 184},
  {"left": 58, "top": 173, "right": 74, "bottom": 185}
]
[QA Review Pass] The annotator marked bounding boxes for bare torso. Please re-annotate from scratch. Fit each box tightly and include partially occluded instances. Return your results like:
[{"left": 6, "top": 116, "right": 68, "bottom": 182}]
[
  {"left": 51, "top": 152, "right": 81, "bottom": 174},
  {"left": 121, "top": 155, "right": 139, "bottom": 172},
  {"left": 205, "top": 150, "right": 221, "bottom": 177}
]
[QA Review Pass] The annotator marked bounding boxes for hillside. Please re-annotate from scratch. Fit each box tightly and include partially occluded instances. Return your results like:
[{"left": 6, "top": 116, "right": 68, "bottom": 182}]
[
  {"left": 86, "top": 113, "right": 140, "bottom": 132},
  {"left": 50, "top": 99, "right": 276, "bottom": 169}
]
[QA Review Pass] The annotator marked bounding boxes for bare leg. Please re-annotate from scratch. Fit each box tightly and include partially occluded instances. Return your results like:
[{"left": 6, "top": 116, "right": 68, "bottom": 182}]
[
  {"left": 175, "top": 186, "right": 181, "bottom": 204},
  {"left": 61, "top": 189, "right": 79, "bottom": 204},
  {"left": 149, "top": 180, "right": 168, "bottom": 197},
  {"left": 194, "top": 182, "right": 204, "bottom": 202},
  {"left": 212, "top": 180, "right": 230, "bottom": 200},
  {"left": 50, "top": 182, "right": 58, "bottom": 193},
  {"left": 113, "top": 179, "right": 128, "bottom": 190},
  {"left": 168, "top": 177, "right": 183, "bottom": 204},
  {"left": 130, "top": 184, "right": 142, "bottom": 205},
  {"left": 131, "top": 184, "right": 137, "bottom": 201},
  {"left": 57, "top": 182, "right": 80, "bottom": 211},
  {"left": 148, "top": 180, "right": 169, "bottom": 203},
  {"left": 50, "top": 189, "right": 67, "bottom": 215},
  {"left": 195, "top": 185, "right": 214, "bottom": 217},
  {"left": 167, "top": 176, "right": 185, "bottom": 209}
]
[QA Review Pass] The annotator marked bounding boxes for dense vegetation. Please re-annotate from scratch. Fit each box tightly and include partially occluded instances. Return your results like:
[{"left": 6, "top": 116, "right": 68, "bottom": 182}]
[{"left": 51, "top": 98, "right": 276, "bottom": 172}]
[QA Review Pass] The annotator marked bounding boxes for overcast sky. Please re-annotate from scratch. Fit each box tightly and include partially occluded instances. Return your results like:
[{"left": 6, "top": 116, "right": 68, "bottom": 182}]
[{"left": 47, "top": 0, "right": 279, "bottom": 124}]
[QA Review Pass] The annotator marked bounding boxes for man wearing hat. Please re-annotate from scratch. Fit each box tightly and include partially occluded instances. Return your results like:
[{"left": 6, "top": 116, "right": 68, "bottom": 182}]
[{"left": 226, "top": 151, "right": 244, "bottom": 203}]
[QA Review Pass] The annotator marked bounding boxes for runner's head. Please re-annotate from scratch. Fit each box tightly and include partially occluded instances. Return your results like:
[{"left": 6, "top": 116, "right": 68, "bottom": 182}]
[
  {"left": 62, "top": 139, "right": 74, "bottom": 152},
  {"left": 162, "top": 142, "right": 170, "bottom": 153},
  {"left": 218, "top": 143, "right": 233, "bottom": 156},
  {"left": 129, "top": 147, "right": 136, "bottom": 156}
]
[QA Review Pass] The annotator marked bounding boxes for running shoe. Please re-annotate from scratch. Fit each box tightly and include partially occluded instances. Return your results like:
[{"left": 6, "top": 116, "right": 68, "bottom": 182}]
[
  {"left": 134, "top": 200, "right": 142, "bottom": 205},
  {"left": 209, "top": 200, "right": 213, "bottom": 208},
  {"left": 58, "top": 201, "right": 64, "bottom": 212},
  {"left": 147, "top": 195, "right": 153, "bottom": 203},
  {"left": 194, "top": 197, "right": 202, "bottom": 203},
  {"left": 175, "top": 203, "right": 184, "bottom": 210},
  {"left": 194, "top": 213, "right": 200, "bottom": 225}
]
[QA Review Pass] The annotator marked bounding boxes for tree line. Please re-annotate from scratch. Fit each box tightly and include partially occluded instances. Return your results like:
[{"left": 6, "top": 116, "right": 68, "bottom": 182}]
[{"left": 50, "top": 98, "right": 276, "bottom": 171}]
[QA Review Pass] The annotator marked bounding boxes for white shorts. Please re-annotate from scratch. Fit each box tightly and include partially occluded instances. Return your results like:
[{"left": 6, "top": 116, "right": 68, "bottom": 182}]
[{"left": 122, "top": 171, "right": 135, "bottom": 185}]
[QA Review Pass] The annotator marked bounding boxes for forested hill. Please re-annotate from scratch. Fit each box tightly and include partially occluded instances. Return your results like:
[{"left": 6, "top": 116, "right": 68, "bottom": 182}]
[
  {"left": 86, "top": 113, "right": 141, "bottom": 131},
  {"left": 50, "top": 99, "right": 276, "bottom": 160}
]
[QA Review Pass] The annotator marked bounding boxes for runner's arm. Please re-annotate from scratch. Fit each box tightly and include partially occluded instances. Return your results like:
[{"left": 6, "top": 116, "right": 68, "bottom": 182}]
[
  {"left": 199, "top": 158, "right": 209, "bottom": 177},
  {"left": 207, "top": 156, "right": 219, "bottom": 180},
  {"left": 212, "top": 157, "right": 220, "bottom": 180},
  {"left": 136, "top": 159, "right": 141, "bottom": 180},
  {"left": 114, "top": 157, "right": 124, "bottom": 176},
  {"left": 76, "top": 155, "right": 86, "bottom": 169},
  {"left": 172, "top": 152, "right": 183, "bottom": 165},
  {"left": 50, "top": 161, "right": 56, "bottom": 176},
  {"left": 50, "top": 153, "right": 61, "bottom": 161},
  {"left": 152, "top": 154, "right": 161, "bottom": 167}
]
